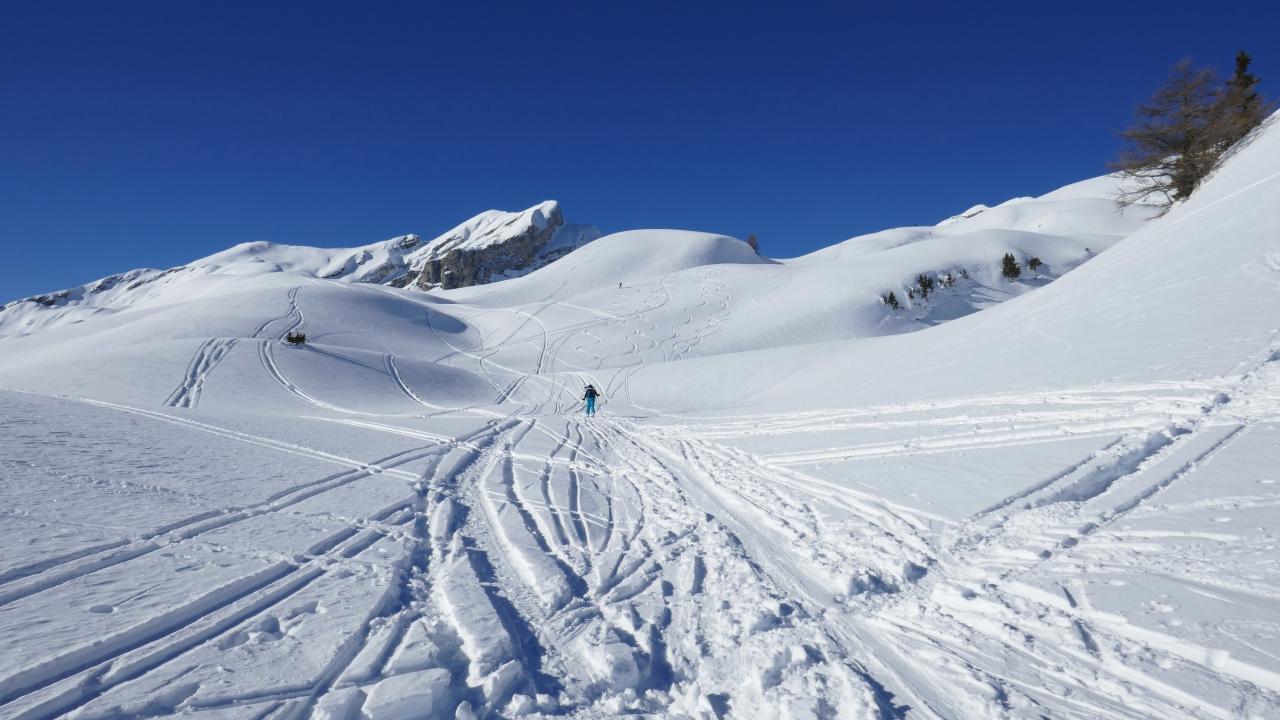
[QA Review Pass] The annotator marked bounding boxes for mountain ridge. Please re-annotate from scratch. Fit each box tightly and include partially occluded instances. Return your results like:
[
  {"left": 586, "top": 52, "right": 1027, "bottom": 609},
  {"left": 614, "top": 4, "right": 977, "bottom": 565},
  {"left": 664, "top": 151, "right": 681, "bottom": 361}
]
[
  {"left": 1, "top": 171, "right": 1153, "bottom": 343},
  {"left": 0, "top": 200, "right": 600, "bottom": 335}
]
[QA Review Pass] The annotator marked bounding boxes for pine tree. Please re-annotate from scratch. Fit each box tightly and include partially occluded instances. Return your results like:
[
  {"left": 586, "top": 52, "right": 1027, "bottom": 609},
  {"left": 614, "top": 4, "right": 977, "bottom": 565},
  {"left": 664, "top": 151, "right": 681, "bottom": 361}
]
[
  {"left": 1028, "top": 257, "right": 1042, "bottom": 272},
  {"left": 1001, "top": 253, "right": 1021, "bottom": 280},
  {"left": 881, "top": 291, "right": 900, "bottom": 309},
  {"left": 916, "top": 274, "right": 935, "bottom": 299},
  {"left": 1211, "top": 51, "right": 1269, "bottom": 150}
]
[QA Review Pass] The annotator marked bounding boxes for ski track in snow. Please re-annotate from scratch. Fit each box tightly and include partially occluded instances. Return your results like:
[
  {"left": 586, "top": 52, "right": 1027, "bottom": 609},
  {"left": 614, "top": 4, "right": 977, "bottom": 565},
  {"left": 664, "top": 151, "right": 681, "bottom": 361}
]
[
  {"left": 8, "top": 289, "right": 1280, "bottom": 719},
  {"left": 165, "top": 287, "right": 304, "bottom": 409},
  {"left": 6, "top": 159, "right": 1280, "bottom": 718}
]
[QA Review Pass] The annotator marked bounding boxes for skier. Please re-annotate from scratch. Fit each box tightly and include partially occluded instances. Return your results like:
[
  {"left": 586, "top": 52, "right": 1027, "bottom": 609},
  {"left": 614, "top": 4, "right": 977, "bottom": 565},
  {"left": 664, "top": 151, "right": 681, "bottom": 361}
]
[{"left": 582, "top": 384, "right": 600, "bottom": 417}]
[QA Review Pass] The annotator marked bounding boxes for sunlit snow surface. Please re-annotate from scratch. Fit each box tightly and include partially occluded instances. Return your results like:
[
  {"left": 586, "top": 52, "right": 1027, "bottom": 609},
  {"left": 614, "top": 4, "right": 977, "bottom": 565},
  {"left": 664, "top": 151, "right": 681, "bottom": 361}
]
[{"left": 2, "top": 121, "right": 1279, "bottom": 718}]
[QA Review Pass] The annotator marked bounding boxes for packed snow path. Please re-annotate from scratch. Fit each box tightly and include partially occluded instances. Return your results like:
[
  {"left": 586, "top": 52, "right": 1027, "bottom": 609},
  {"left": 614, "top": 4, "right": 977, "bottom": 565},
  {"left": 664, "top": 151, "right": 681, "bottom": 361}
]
[{"left": 1, "top": 276, "right": 1278, "bottom": 719}]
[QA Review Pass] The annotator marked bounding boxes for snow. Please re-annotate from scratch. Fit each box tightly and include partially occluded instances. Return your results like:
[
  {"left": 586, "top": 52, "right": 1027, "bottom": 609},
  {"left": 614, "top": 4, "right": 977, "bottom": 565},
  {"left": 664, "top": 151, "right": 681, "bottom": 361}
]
[
  {"left": 1, "top": 114, "right": 1278, "bottom": 718},
  {"left": 190, "top": 201, "right": 587, "bottom": 286},
  {"left": 936, "top": 203, "right": 990, "bottom": 225},
  {"left": 0, "top": 201, "right": 601, "bottom": 338}
]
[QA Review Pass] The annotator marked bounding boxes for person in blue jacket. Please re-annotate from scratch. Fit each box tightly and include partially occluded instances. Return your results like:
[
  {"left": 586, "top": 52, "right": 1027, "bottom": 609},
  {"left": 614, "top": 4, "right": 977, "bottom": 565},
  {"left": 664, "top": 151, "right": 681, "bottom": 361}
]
[{"left": 583, "top": 384, "right": 600, "bottom": 417}]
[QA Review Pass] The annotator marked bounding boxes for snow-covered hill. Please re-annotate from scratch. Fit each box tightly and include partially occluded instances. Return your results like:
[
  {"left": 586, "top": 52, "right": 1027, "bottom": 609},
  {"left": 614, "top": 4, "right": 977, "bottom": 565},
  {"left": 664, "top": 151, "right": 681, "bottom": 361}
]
[
  {"left": 1, "top": 116, "right": 1277, "bottom": 719},
  {"left": 0, "top": 201, "right": 600, "bottom": 337}
]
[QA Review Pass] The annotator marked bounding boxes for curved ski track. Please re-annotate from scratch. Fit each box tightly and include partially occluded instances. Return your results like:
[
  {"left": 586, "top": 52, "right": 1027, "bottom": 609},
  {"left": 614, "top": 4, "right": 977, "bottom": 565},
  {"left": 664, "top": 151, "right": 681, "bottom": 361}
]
[
  {"left": 165, "top": 287, "right": 304, "bottom": 409},
  {"left": 13, "top": 268, "right": 1280, "bottom": 718}
]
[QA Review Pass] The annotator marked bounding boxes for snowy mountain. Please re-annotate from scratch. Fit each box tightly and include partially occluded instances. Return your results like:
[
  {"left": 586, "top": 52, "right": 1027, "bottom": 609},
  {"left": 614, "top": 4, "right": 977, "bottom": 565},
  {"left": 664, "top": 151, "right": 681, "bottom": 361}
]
[
  {"left": 1, "top": 115, "right": 1278, "bottom": 719},
  {"left": 0, "top": 200, "right": 600, "bottom": 337}
]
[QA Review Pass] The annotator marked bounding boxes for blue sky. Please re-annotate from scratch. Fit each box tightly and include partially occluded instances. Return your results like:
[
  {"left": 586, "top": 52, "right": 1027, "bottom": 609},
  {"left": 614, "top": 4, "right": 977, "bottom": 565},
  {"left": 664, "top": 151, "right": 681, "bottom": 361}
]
[{"left": 3, "top": 0, "right": 1277, "bottom": 302}]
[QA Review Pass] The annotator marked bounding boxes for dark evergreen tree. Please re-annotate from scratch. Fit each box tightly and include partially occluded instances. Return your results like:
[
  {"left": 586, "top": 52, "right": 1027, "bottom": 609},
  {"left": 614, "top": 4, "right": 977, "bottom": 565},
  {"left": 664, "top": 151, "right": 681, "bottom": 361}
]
[
  {"left": 1211, "top": 51, "right": 1270, "bottom": 149},
  {"left": 1001, "top": 253, "right": 1021, "bottom": 280},
  {"left": 286, "top": 331, "right": 307, "bottom": 345},
  {"left": 916, "top": 274, "right": 935, "bottom": 299},
  {"left": 1028, "top": 257, "right": 1042, "bottom": 272},
  {"left": 881, "top": 291, "right": 900, "bottom": 309}
]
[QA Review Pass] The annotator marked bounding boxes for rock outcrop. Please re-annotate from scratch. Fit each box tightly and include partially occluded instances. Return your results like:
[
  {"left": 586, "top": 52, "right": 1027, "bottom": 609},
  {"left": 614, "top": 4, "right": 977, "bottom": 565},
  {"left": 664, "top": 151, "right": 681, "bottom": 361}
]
[{"left": 393, "top": 201, "right": 598, "bottom": 290}]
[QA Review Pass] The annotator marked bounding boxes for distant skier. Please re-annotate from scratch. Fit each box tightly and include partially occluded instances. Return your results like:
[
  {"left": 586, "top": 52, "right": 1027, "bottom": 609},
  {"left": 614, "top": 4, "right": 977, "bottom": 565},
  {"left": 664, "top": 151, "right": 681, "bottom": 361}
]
[{"left": 583, "top": 384, "right": 600, "bottom": 417}]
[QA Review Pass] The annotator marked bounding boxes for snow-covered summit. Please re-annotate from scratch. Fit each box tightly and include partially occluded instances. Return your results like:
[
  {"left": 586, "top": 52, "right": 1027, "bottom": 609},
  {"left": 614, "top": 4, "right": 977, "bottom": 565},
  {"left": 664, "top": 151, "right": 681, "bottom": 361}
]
[
  {"left": 0, "top": 201, "right": 601, "bottom": 336},
  {"left": 422, "top": 199, "right": 563, "bottom": 256},
  {"left": 936, "top": 202, "right": 991, "bottom": 225},
  {"left": 185, "top": 199, "right": 599, "bottom": 289},
  {"left": 447, "top": 229, "right": 771, "bottom": 306}
]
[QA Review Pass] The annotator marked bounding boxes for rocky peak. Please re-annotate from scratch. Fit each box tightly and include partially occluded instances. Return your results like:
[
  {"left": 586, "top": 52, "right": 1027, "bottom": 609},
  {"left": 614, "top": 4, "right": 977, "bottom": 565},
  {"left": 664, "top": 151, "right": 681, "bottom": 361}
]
[{"left": 393, "top": 201, "right": 600, "bottom": 290}]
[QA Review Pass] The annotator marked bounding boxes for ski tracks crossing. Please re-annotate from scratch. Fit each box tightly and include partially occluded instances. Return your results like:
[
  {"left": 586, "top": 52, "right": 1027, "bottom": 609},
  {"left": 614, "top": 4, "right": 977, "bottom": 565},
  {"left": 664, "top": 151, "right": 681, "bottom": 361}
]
[{"left": 164, "top": 286, "right": 304, "bottom": 410}]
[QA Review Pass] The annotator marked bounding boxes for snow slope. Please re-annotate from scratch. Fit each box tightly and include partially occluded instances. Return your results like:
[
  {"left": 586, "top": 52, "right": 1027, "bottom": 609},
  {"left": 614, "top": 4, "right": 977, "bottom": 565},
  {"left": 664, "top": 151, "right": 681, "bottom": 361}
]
[
  {"left": 0, "top": 201, "right": 600, "bottom": 337},
  {"left": 0, "top": 117, "right": 1277, "bottom": 719}
]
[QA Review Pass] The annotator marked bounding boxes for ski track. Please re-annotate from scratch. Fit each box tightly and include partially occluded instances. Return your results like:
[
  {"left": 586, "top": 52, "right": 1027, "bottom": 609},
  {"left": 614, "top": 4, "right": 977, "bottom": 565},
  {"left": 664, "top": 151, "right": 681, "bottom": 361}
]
[
  {"left": 0, "top": 420, "right": 504, "bottom": 719},
  {"left": 165, "top": 287, "right": 303, "bottom": 409},
  {"left": 11, "top": 263, "right": 1280, "bottom": 718}
]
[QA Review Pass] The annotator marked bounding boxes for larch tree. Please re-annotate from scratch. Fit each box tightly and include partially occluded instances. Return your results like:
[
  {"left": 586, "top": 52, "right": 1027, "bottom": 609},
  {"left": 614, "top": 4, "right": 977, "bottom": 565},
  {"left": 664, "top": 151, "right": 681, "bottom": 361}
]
[{"left": 1112, "top": 53, "right": 1272, "bottom": 213}]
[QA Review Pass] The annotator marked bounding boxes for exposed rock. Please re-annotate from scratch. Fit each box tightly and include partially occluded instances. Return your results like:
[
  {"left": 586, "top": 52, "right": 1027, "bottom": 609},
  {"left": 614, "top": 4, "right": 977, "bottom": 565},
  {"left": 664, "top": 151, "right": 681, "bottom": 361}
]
[
  {"left": 406, "top": 203, "right": 565, "bottom": 290},
  {"left": 313, "top": 201, "right": 599, "bottom": 291}
]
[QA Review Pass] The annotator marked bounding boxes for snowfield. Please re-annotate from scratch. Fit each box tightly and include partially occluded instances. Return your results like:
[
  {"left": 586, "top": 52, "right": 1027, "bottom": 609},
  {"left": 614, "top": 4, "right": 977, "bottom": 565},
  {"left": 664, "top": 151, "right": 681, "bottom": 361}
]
[{"left": 1, "top": 117, "right": 1278, "bottom": 719}]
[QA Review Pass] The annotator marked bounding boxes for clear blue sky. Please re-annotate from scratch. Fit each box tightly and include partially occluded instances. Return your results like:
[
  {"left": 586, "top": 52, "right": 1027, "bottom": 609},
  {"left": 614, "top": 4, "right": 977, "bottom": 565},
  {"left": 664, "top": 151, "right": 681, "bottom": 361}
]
[{"left": 3, "top": 0, "right": 1277, "bottom": 302}]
